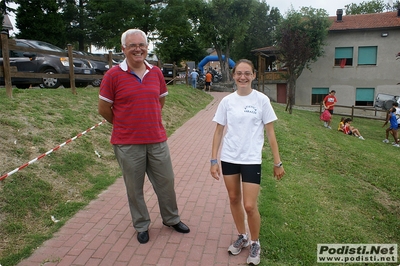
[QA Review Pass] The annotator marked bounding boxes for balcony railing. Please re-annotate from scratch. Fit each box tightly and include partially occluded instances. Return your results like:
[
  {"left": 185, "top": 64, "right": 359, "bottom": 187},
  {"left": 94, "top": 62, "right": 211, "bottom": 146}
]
[{"left": 259, "top": 71, "right": 287, "bottom": 82}]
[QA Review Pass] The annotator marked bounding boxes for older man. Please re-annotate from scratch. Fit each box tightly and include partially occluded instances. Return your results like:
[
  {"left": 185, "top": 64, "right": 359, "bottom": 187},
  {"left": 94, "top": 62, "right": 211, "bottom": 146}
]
[{"left": 98, "top": 29, "right": 190, "bottom": 244}]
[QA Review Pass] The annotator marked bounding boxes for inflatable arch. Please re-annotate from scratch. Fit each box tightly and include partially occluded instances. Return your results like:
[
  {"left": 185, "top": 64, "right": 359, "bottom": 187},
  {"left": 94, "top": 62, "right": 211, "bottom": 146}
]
[{"left": 198, "top": 55, "right": 235, "bottom": 74}]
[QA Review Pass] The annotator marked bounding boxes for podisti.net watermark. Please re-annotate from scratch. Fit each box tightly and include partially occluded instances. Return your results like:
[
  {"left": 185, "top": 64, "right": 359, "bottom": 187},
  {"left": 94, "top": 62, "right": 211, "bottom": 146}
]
[{"left": 317, "top": 244, "right": 398, "bottom": 263}]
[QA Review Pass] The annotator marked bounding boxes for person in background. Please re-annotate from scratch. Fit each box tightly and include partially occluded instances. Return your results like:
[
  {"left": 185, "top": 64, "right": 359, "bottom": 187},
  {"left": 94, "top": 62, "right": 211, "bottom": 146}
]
[
  {"left": 205, "top": 71, "right": 213, "bottom": 92},
  {"left": 382, "top": 107, "right": 399, "bottom": 147},
  {"left": 98, "top": 28, "right": 190, "bottom": 245},
  {"left": 343, "top": 118, "right": 365, "bottom": 140},
  {"left": 210, "top": 59, "right": 285, "bottom": 265},
  {"left": 190, "top": 68, "right": 199, "bottom": 89},
  {"left": 393, "top": 102, "right": 400, "bottom": 142},
  {"left": 393, "top": 102, "right": 400, "bottom": 124},
  {"left": 323, "top": 90, "right": 337, "bottom": 129},
  {"left": 338, "top": 117, "right": 345, "bottom": 132}
]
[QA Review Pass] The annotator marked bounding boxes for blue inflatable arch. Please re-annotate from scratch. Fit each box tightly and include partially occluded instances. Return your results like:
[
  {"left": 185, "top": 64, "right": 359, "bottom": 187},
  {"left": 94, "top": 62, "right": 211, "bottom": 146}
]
[{"left": 198, "top": 55, "right": 235, "bottom": 74}]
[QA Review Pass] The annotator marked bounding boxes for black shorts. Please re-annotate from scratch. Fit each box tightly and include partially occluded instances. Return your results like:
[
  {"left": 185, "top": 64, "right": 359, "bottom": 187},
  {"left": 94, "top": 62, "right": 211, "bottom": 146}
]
[
  {"left": 205, "top": 82, "right": 211, "bottom": 86},
  {"left": 221, "top": 161, "right": 261, "bottom": 184},
  {"left": 328, "top": 110, "right": 334, "bottom": 115}
]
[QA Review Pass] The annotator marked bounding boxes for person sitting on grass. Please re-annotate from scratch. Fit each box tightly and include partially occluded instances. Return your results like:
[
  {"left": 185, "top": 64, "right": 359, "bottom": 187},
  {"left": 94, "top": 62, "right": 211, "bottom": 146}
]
[
  {"left": 343, "top": 118, "right": 365, "bottom": 140},
  {"left": 338, "top": 117, "right": 345, "bottom": 132},
  {"left": 382, "top": 107, "right": 399, "bottom": 147}
]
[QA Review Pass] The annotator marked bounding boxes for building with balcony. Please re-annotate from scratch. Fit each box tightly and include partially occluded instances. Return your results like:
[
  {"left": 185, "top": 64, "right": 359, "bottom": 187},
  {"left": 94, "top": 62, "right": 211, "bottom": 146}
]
[{"left": 252, "top": 9, "right": 400, "bottom": 108}]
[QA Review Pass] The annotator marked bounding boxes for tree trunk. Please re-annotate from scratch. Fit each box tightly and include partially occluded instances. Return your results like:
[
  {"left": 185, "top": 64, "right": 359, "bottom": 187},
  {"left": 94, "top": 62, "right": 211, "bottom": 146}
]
[
  {"left": 216, "top": 48, "right": 232, "bottom": 83},
  {"left": 285, "top": 74, "right": 296, "bottom": 114}
]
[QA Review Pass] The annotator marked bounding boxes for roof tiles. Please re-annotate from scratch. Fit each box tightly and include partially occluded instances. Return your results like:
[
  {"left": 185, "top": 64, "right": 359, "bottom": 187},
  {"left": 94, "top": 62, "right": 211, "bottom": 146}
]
[
  {"left": 329, "top": 11, "right": 400, "bottom": 31},
  {"left": 251, "top": 11, "right": 400, "bottom": 53}
]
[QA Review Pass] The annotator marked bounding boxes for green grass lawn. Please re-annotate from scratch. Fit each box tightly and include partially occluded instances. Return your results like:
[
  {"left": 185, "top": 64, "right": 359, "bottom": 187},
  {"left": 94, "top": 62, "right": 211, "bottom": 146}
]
[
  {"left": 0, "top": 85, "right": 212, "bottom": 265},
  {"left": 260, "top": 103, "right": 399, "bottom": 265},
  {"left": 0, "top": 86, "right": 399, "bottom": 265}
]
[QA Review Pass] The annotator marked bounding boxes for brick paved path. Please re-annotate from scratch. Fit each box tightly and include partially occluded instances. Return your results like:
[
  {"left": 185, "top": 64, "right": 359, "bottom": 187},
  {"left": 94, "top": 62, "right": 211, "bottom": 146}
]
[{"left": 17, "top": 92, "right": 252, "bottom": 266}]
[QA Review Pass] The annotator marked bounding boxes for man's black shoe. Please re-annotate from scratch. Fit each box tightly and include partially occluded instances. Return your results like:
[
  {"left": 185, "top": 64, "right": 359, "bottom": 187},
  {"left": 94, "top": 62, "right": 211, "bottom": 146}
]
[
  {"left": 137, "top": 230, "right": 149, "bottom": 244},
  {"left": 163, "top": 221, "right": 190, "bottom": 233}
]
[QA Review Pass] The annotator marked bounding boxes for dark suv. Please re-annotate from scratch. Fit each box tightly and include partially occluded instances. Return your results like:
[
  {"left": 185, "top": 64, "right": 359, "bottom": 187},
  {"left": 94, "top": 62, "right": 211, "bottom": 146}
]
[
  {"left": 161, "top": 63, "right": 174, "bottom": 77},
  {"left": 73, "top": 51, "right": 117, "bottom": 87},
  {"left": 0, "top": 39, "right": 95, "bottom": 88}
]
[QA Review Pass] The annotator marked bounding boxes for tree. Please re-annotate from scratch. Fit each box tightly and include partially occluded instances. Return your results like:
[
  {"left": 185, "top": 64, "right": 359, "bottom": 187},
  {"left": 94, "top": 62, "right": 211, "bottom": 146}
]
[
  {"left": 274, "top": 7, "right": 331, "bottom": 113},
  {"left": 191, "top": 0, "right": 257, "bottom": 82},
  {"left": 15, "top": 0, "right": 67, "bottom": 47},
  {"left": 86, "top": 0, "right": 163, "bottom": 51},
  {"left": 344, "top": 0, "right": 392, "bottom": 14},
  {"left": 60, "top": 0, "right": 90, "bottom": 51},
  {"left": 230, "top": 1, "right": 281, "bottom": 64},
  {"left": 155, "top": 0, "right": 206, "bottom": 64}
]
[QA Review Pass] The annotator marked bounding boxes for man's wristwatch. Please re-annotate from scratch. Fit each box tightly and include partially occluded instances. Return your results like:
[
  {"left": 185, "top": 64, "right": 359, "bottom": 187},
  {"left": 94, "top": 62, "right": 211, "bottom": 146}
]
[
  {"left": 210, "top": 159, "right": 218, "bottom": 166},
  {"left": 274, "top": 161, "right": 283, "bottom": 168}
]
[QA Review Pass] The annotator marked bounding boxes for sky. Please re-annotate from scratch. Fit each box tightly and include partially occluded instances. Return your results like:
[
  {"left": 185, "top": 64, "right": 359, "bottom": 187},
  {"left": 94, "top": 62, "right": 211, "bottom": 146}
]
[{"left": 266, "top": 0, "right": 392, "bottom": 16}]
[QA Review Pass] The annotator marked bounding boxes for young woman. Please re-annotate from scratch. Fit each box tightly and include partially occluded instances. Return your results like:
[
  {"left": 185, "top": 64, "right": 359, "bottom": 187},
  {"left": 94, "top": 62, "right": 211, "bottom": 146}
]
[{"left": 210, "top": 59, "right": 285, "bottom": 265}]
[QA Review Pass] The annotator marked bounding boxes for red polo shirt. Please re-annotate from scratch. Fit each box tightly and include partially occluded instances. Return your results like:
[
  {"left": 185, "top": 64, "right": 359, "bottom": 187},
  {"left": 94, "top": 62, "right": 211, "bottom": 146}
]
[{"left": 99, "top": 60, "right": 168, "bottom": 145}]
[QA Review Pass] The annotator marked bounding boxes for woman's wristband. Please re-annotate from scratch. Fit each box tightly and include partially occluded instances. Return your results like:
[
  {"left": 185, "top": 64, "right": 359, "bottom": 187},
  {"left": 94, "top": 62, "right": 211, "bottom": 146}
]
[
  {"left": 210, "top": 159, "right": 218, "bottom": 166},
  {"left": 274, "top": 161, "right": 283, "bottom": 168}
]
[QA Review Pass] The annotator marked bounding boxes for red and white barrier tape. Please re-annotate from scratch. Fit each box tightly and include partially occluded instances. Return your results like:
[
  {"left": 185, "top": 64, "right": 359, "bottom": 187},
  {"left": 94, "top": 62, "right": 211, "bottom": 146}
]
[{"left": 0, "top": 119, "right": 107, "bottom": 181}]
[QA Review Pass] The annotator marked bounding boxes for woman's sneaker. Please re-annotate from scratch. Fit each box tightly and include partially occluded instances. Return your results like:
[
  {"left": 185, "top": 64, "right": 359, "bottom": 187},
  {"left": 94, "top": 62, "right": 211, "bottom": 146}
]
[
  {"left": 228, "top": 234, "right": 249, "bottom": 255},
  {"left": 383, "top": 139, "right": 389, "bottom": 143},
  {"left": 247, "top": 242, "right": 261, "bottom": 265}
]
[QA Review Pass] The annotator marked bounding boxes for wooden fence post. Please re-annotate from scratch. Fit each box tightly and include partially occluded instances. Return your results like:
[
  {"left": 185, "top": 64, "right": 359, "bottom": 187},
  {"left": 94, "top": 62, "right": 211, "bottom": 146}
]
[
  {"left": 67, "top": 44, "right": 76, "bottom": 94},
  {"left": 351, "top": 105, "right": 354, "bottom": 120},
  {"left": 185, "top": 65, "right": 188, "bottom": 85},
  {"left": 1, "top": 32, "right": 12, "bottom": 98},
  {"left": 173, "top": 62, "right": 177, "bottom": 85},
  {"left": 107, "top": 51, "right": 113, "bottom": 69}
]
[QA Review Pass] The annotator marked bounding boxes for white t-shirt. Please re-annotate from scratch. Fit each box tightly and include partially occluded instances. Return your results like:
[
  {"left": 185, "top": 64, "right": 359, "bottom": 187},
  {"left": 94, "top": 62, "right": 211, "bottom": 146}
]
[
  {"left": 212, "top": 90, "right": 278, "bottom": 164},
  {"left": 396, "top": 107, "right": 400, "bottom": 123}
]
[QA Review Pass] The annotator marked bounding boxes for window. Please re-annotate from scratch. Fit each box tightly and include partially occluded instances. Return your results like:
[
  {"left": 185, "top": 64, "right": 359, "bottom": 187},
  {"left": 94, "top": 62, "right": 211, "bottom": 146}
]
[
  {"left": 355, "top": 88, "right": 374, "bottom": 106},
  {"left": 335, "top": 47, "right": 353, "bottom": 67},
  {"left": 10, "top": 42, "right": 30, "bottom": 57},
  {"left": 312, "top": 88, "right": 329, "bottom": 105},
  {"left": 358, "top": 46, "right": 377, "bottom": 65}
]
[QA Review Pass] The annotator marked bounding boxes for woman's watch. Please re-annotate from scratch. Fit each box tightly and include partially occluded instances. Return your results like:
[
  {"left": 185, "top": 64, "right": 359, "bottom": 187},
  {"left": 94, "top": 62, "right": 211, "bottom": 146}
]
[{"left": 274, "top": 161, "right": 283, "bottom": 168}]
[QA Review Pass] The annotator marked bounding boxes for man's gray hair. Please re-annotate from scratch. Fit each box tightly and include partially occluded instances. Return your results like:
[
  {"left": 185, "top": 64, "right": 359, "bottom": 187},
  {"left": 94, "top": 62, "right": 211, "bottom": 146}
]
[{"left": 121, "top": 29, "right": 148, "bottom": 45}]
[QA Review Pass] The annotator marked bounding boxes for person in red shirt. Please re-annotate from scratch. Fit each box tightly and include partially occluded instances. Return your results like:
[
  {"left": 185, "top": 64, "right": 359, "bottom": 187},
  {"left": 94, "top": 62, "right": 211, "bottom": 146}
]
[
  {"left": 323, "top": 90, "right": 337, "bottom": 129},
  {"left": 98, "top": 29, "right": 190, "bottom": 245},
  {"left": 342, "top": 118, "right": 365, "bottom": 140}
]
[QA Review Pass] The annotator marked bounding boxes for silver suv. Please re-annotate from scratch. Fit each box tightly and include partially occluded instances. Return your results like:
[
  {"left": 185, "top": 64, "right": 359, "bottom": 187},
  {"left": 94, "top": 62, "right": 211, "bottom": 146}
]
[{"left": 0, "top": 39, "right": 95, "bottom": 88}]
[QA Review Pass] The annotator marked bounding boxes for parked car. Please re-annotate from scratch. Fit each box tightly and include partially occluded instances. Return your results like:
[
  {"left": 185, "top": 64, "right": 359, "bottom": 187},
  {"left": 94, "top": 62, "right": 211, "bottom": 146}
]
[
  {"left": 73, "top": 51, "right": 114, "bottom": 87},
  {"left": 374, "top": 93, "right": 400, "bottom": 110},
  {"left": 146, "top": 52, "right": 158, "bottom": 65},
  {"left": 0, "top": 39, "right": 95, "bottom": 88},
  {"left": 161, "top": 63, "right": 174, "bottom": 78}
]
